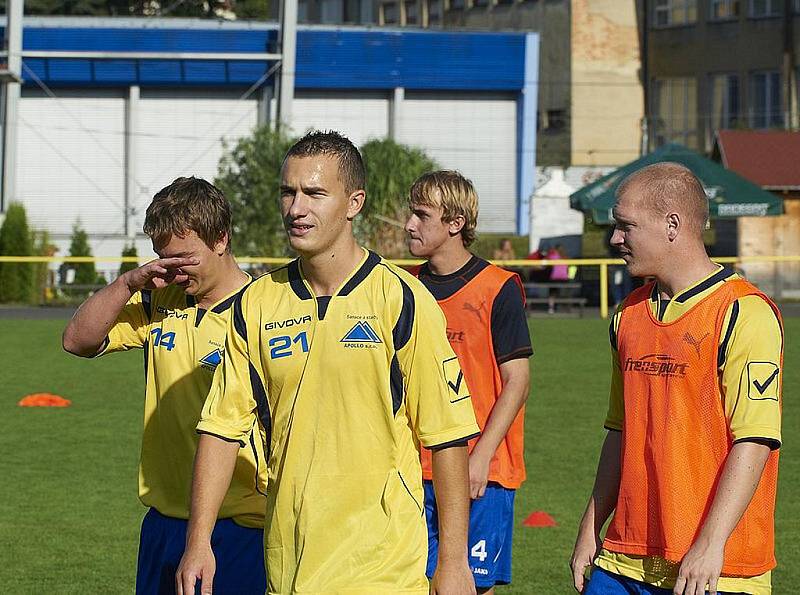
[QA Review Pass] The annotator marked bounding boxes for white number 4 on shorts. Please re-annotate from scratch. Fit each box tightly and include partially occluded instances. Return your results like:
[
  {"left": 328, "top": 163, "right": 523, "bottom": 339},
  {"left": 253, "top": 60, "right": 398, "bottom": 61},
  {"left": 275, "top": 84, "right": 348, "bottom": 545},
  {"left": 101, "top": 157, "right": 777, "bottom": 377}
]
[{"left": 470, "top": 540, "right": 488, "bottom": 562}]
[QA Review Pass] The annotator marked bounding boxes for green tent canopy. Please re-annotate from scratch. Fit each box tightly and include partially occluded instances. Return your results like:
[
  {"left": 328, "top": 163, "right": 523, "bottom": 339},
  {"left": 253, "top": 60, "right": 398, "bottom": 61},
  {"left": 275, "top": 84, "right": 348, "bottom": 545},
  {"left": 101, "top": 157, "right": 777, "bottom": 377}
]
[{"left": 569, "top": 143, "right": 784, "bottom": 224}]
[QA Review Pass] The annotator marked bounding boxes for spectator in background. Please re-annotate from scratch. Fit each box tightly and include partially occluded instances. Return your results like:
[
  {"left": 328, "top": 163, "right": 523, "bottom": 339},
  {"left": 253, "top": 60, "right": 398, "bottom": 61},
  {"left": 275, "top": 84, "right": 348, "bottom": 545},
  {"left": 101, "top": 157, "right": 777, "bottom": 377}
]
[
  {"left": 493, "top": 238, "right": 516, "bottom": 261},
  {"left": 524, "top": 247, "right": 547, "bottom": 283},
  {"left": 546, "top": 244, "right": 569, "bottom": 314}
]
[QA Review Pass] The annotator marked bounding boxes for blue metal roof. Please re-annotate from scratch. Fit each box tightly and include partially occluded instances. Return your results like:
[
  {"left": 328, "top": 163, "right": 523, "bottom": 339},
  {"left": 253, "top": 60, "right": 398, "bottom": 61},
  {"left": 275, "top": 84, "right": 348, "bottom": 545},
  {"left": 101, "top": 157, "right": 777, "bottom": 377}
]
[{"left": 10, "top": 19, "right": 526, "bottom": 90}]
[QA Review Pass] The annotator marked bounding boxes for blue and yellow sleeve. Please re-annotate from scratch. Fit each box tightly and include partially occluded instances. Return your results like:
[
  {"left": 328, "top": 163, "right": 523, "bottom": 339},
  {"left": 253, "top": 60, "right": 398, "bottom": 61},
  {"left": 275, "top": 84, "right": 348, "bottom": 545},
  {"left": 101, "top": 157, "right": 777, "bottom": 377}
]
[
  {"left": 197, "top": 290, "right": 260, "bottom": 446},
  {"left": 99, "top": 291, "right": 149, "bottom": 355},
  {"left": 399, "top": 280, "right": 480, "bottom": 449},
  {"left": 719, "top": 295, "right": 783, "bottom": 446},
  {"left": 604, "top": 307, "right": 624, "bottom": 431}
]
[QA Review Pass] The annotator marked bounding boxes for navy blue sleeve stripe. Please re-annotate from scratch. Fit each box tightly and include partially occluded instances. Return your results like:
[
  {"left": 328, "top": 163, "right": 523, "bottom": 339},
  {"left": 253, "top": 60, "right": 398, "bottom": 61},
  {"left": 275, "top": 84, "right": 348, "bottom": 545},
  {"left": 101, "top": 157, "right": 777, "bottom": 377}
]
[
  {"left": 249, "top": 362, "right": 272, "bottom": 458},
  {"left": 389, "top": 354, "right": 404, "bottom": 416},
  {"left": 496, "top": 346, "right": 533, "bottom": 364},
  {"left": 233, "top": 291, "right": 248, "bottom": 342},
  {"left": 676, "top": 267, "right": 735, "bottom": 303},
  {"left": 717, "top": 299, "right": 740, "bottom": 369},
  {"left": 609, "top": 316, "right": 618, "bottom": 351},
  {"left": 196, "top": 430, "right": 245, "bottom": 446},
  {"left": 734, "top": 437, "right": 781, "bottom": 450},
  {"left": 212, "top": 279, "right": 254, "bottom": 315},
  {"left": 393, "top": 275, "right": 415, "bottom": 352},
  {"left": 249, "top": 431, "right": 268, "bottom": 497},
  {"left": 143, "top": 339, "right": 149, "bottom": 381},
  {"left": 426, "top": 432, "right": 481, "bottom": 450},
  {"left": 141, "top": 289, "right": 152, "bottom": 321},
  {"left": 339, "top": 250, "right": 381, "bottom": 296},
  {"left": 378, "top": 263, "right": 416, "bottom": 352},
  {"left": 211, "top": 294, "right": 237, "bottom": 314},
  {"left": 396, "top": 471, "right": 423, "bottom": 513},
  {"left": 288, "top": 259, "right": 313, "bottom": 300}
]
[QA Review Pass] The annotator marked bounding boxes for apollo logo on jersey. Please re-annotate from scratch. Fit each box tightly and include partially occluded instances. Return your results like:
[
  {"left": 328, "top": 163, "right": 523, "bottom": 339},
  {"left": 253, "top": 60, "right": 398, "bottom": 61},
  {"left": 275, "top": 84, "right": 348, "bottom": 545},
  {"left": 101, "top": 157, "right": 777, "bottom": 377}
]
[
  {"left": 199, "top": 348, "right": 223, "bottom": 370},
  {"left": 340, "top": 321, "right": 382, "bottom": 348}
]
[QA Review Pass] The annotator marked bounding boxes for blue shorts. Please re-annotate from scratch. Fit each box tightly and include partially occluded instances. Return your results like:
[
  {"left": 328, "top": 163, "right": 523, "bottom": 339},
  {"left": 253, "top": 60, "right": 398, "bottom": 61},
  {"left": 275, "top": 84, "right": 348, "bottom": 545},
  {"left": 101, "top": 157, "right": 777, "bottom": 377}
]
[
  {"left": 423, "top": 480, "right": 515, "bottom": 589},
  {"left": 585, "top": 567, "right": 746, "bottom": 595},
  {"left": 136, "top": 508, "right": 266, "bottom": 595}
]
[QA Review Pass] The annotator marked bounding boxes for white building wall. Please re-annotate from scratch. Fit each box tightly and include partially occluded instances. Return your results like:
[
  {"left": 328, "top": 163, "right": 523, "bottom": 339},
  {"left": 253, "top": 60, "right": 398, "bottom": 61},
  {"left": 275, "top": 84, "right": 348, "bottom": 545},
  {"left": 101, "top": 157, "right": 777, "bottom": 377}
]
[
  {"left": 291, "top": 90, "right": 390, "bottom": 145},
  {"left": 18, "top": 88, "right": 127, "bottom": 251},
  {"left": 398, "top": 91, "right": 518, "bottom": 234},
  {"left": 13, "top": 87, "right": 521, "bottom": 274},
  {"left": 135, "top": 89, "right": 259, "bottom": 236}
]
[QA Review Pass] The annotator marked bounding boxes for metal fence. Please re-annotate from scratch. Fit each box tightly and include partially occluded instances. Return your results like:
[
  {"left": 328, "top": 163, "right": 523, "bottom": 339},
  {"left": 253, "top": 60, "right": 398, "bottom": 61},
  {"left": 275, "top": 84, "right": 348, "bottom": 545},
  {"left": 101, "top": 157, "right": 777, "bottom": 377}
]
[{"left": 1, "top": 254, "right": 799, "bottom": 319}]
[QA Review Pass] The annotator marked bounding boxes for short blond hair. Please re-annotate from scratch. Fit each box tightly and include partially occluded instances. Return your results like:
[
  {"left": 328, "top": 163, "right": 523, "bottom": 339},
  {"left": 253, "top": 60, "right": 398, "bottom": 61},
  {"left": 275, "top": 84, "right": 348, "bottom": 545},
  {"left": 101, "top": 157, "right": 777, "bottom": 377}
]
[{"left": 409, "top": 170, "right": 478, "bottom": 246}]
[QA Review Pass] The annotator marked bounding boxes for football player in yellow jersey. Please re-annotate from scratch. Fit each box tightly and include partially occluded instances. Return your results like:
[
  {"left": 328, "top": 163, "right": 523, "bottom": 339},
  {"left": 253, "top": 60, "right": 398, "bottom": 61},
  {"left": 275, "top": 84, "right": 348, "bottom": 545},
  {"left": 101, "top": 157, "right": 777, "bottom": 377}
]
[
  {"left": 570, "top": 163, "right": 782, "bottom": 595},
  {"left": 177, "top": 131, "right": 479, "bottom": 595},
  {"left": 63, "top": 177, "right": 266, "bottom": 595}
]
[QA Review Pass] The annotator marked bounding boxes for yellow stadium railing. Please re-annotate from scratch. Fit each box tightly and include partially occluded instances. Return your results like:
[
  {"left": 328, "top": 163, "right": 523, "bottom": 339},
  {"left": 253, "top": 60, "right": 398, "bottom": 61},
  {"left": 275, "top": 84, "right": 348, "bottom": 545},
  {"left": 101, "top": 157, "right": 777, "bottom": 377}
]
[{"left": 2, "top": 254, "right": 799, "bottom": 319}]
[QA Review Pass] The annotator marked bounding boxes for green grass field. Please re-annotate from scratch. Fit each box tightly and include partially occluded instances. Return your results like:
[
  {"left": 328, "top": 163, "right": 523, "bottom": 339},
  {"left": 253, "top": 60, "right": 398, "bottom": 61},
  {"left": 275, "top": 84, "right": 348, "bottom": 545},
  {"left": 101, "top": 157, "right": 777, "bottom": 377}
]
[{"left": 0, "top": 318, "right": 796, "bottom": 593}]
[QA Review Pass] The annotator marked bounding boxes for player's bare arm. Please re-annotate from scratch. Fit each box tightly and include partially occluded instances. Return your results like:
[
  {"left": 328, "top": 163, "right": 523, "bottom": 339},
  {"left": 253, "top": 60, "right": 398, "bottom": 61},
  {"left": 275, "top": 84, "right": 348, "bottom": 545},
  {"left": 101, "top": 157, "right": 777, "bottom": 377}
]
[
  {"left": 176, "top": 433, "right": 239, "bottom": 595},
  {"left": 430, "top": 444, "right": 476, "bottom": 595},
  {"left": 468, "top": 358, "right": 529, "bottom": 499},
  {"left": 62, "top": 257, "right": 197, "bottom": 357},
  {"left": 673, "top": 441, "right": 771, "bottom": 595},
  {"left": 570, "top": 430, "right": 622, "bottom": 593}
]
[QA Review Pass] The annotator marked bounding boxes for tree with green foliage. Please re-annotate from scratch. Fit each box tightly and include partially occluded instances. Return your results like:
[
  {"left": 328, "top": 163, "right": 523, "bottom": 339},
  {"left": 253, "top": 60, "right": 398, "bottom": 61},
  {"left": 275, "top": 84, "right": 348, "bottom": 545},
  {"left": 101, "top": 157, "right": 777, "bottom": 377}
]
[
  {"left": 119, "top": 243, "right": 139, "bottom": 276},
  {"left": 21, "top": 0, "right": 111, "bottom": 15},
  {"left": 215, "top": 126, "right": 297, "bottom": 258},
  {"left": 69, "top": 220, "right": 97, "bottom": 287},
  {"left": 359, "top": 138, "right": 438, "bottom": 257},
  {"left": 0, "top": 203, "right": 34, "bottom": 303},
  {"left": 230, "top": 0, "right": 272, "bottom": 19},
  {"left": 215, "top": 130, "right": 439, "bottom": 259}
]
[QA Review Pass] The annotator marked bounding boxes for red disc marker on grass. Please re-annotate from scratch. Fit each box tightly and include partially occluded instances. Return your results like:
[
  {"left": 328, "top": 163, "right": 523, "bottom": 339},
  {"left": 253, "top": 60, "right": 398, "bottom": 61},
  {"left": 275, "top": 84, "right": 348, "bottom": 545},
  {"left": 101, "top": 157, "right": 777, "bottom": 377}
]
[
  {"left": 523, "top": 511, "right": 557, "bottom": 527},
  {"left": 18, "top": 393, "right": 72, "bottom": 407}
]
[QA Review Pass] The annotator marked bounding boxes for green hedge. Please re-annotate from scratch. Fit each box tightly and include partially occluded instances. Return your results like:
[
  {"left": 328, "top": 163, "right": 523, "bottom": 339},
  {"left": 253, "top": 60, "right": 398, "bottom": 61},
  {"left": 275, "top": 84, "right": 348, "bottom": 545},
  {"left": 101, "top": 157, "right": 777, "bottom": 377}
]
[{"left": 0, "top": 203, "right": 35, "bottom": 303}]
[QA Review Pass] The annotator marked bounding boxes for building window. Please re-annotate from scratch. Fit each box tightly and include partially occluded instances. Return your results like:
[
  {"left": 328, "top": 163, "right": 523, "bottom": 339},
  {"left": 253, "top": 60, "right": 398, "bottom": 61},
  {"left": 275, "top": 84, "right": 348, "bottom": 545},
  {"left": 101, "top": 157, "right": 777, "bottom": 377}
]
[
  {"left": 425, "top": 0, "right": 442, "bottom": 24},
  {"left": 710, "top": 0, "right": 739, "bottom": 19},
  {"left": 449, "top": 0, "right": 465, "bottom": 9},
  {"left": 538, "top": 109, "right": 567, "bottom": 134},
  {"left": 320, "top": 0, "right": 344, "bottom": 22},
  {"left": 297, "top": 0, "right": 309, "bottom": 21},
  {"left": 652, "top": 77, "right": 698, "bottom": 148},
  {"left": 795, "top": 0, "right": 800, "bottom": 13},
  {"left": 749, "top": 71, "right": 783, "bottom": 128},
  {"left": 472, "top": 0, "right": 489, "bottom": 8},
  {"left": 749, "top": 0, "right": 780, "bottom": 17},
  {"left": 709, "top": 74, "right": 740, "bottom": 131},
  {"left": 404, "top": 0, "right": 418, "bottom": 23},
  {"left": 381, "top": 0, "right": 399, "bottom": 23},
  {"left": 653, "top": 0, "right": 697, "bottom": 27}
]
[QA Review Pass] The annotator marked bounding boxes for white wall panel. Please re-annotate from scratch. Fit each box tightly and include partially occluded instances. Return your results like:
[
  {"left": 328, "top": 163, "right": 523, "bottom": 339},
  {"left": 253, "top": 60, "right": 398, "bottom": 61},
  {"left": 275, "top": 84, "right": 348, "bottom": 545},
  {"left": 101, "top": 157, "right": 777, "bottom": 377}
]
[
  {"left": 18, "top": 89, "right": 126, "bottom": 237},
  {"left": 291, "top": 90, "right": 390, "bottom": 146},
  {"left": 397, "top": 91, "right": 518, "bottom": 234},
  {"left": 134, "top": 89, "right": 258, "bottom": 233}
]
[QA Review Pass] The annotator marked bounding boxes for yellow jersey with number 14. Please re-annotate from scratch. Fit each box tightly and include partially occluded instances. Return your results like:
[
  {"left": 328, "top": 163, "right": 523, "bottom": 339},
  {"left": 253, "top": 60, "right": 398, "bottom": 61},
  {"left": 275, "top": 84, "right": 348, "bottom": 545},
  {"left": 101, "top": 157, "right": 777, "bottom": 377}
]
[{"left": 100, "top": 279, "right": 266, "bottom": 528}]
